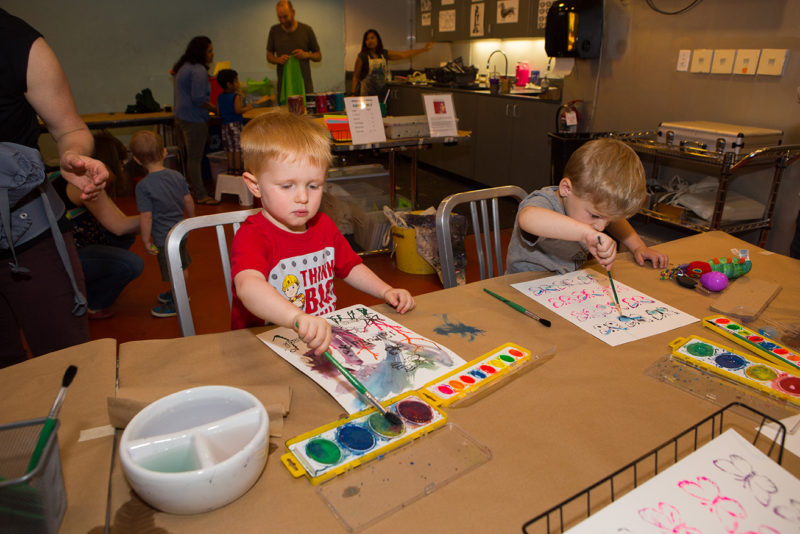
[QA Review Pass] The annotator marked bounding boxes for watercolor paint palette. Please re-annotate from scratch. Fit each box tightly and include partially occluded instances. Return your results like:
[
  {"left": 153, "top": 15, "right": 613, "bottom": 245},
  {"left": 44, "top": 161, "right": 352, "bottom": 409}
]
[
  {"left": 281, "top": 392, "right": 446, "bottom": 485},
  {"left": 703, "top": 314, "right": 800, "bottom": 373},
  {"left": 670, "top": 335, "right": 800, "bottom": 407},
  {"left": 419, "top": 342, "right": 532, "bottom": 407}
]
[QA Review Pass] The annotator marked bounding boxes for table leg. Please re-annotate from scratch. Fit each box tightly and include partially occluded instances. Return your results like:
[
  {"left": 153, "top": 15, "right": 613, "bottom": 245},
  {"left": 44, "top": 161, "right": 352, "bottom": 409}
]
[
  {"left": 410, "top": 148, "right": 418, "bottom": 210},
  {"left": 388, "top": 149, "right": 396, "bottom": 210}
]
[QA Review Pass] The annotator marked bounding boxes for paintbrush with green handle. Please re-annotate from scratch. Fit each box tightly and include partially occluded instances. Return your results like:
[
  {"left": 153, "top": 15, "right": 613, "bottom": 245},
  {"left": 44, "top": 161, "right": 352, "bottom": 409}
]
[
  {"left": 26, "top": 365, "right": 77, "bottom": 473},
  {"left": 597, "top": 236, "right": 624, "bottom": 317},
  {"left": 322, "top": 351, "right": 403, "bottom": 428}
]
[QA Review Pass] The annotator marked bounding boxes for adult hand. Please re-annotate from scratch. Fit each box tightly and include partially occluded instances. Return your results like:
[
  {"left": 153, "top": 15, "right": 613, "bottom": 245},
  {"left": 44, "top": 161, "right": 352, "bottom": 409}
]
[
  {"left": 291, "top": 49, "right": 307, "bottom": 60},
  {"left": 277, "top": 53, "right": 290, "bottom": 64},
  {"left": 60, "top": 151, "right": 108, "bottom": 201}
]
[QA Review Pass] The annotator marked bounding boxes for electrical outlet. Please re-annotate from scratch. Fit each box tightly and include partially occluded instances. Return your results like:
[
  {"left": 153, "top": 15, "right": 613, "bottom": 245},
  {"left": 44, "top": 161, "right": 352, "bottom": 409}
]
[
  {"left": 711, "top": 49, "right": 735, "bottom": 74},
  {"left": 757, "top": 49, "right": 788, "bottom": 76},
  {"left": 734, "top": 49, "right": 760, "bottom": 75},
  {"left": 690, "top": 49, "right": 713, "bottom": 73},
  {"left": 676, "top": 49, "right": 691, "bottom": 72}
]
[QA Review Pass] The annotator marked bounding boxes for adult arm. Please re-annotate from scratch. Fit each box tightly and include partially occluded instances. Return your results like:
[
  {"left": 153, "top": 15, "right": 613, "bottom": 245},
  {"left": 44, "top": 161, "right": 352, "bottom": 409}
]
[
  {"left": 292, "top": 49, "right": 321, "bottom": 62},
  {"left": 293, "top": 26, "right": 321, "bottom": 62},
  {"left": 25, "top": 37, "right": 108, "bottom": 200},
  {"left": 190, "top": 67, "right": 215, "bottom": 113},
  {"left": 387, "top": 42, "right": 433, "bottom": 61},
  {"left": 234, "top": 269, "right": 332, "bottom": 353},
  {"left": 66, "top": 184, "right": 139, "bottom": 236}
]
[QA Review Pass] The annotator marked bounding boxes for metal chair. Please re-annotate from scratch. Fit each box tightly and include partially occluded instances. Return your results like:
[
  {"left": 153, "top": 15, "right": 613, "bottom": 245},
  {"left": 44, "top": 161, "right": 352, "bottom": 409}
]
[
  {"left": 166, "top": 208, "right": 260, "bottom": 336},
  {"left": 435, "top": 185, "right": 527, "bottom": 289}
]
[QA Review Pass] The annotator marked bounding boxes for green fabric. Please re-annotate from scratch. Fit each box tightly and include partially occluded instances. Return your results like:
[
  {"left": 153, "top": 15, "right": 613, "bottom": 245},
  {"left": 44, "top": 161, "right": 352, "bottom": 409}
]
[{"left": 280, "top": 57, "right": 306, "bottom": 105}]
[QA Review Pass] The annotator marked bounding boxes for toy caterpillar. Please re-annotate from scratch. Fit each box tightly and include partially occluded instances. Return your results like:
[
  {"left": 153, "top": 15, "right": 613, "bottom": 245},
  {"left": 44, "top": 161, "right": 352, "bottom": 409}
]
[{"left": 686, "top": 257, "right": 751, "bottom": 279}]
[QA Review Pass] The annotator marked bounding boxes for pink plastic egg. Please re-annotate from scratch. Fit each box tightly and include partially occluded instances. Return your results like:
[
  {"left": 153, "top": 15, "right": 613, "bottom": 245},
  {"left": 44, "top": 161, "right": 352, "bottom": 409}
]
[{"left": 700, "top": 271, "right": 728, "bottom": 292}]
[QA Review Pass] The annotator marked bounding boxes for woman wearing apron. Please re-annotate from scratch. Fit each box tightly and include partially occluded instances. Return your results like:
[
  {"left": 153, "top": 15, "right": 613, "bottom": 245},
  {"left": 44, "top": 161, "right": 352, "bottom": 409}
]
[{"left": 351, "top": 29, "right": 432, "bottom": 97}]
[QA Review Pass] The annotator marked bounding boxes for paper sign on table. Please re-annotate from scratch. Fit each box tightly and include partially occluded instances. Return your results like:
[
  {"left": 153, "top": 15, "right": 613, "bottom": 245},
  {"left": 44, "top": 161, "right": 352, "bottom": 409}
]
[
  {"left": 344, "top": 96, "right": 386, "bottom": 145},
  {"left": 423, "top": 93, "right": 458, "bottom": 138},
  {"left": 258, "top": 304, "right": 465, "bottom": 414},
  {"left": 566, "top": 429, "right": 800, "bottom": 533},
  {"left": 512, "top": 269, "right": 697, "bottom": 346}
]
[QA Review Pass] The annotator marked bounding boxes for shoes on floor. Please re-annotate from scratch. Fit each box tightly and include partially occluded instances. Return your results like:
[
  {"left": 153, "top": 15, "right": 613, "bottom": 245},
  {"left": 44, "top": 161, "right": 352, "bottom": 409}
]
[
  {"left": 151, "top": 302, "right": 177, "bottom": 318},
  {"left": 88, "top": 307, "right": 115, "bottom": 320},
  {"left": 158, "top": 291, "right": 173, "bottom": 304},
  {"left": 197, "top": 196, "right": 221, "bottom": 205}
]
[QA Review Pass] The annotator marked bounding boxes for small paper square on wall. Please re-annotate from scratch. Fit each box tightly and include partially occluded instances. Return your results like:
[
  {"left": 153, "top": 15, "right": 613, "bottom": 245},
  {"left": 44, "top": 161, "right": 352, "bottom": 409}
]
[{"left": 733, "top": 49, "right": 760, "bottom": 75}]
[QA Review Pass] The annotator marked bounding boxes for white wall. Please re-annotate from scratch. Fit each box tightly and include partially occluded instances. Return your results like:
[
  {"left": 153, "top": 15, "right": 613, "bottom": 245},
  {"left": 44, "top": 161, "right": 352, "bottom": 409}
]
[
  {"left": 4, "top": 0, "right": 345, "bottom": 112},
  {"left": 560, "top": 0, "right": 799, "bottom": 254}
]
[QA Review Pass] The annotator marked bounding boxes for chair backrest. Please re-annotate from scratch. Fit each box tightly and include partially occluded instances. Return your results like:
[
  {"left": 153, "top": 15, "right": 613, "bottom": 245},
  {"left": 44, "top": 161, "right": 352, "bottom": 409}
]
[
  {"left": 435, "top": 185, "right": 527, "bottom": 289},
  {"left": 166, "top": 208, "right": 260, "bottom": 336}
]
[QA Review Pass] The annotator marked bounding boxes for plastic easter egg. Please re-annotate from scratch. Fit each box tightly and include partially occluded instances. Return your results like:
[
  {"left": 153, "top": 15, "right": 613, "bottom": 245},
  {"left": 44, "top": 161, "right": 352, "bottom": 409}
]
[
  {"left": 687, "top": 261, "right": 711, "bottom": 278},
  {"left": 700, "top": 271, "right": 728, "bottom": 292}
]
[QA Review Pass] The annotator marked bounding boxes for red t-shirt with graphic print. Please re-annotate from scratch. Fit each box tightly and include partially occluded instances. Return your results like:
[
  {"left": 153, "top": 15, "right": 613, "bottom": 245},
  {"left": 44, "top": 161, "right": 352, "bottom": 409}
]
[{"left": 230, "top": 211, "right": 362, "bottom": 329}]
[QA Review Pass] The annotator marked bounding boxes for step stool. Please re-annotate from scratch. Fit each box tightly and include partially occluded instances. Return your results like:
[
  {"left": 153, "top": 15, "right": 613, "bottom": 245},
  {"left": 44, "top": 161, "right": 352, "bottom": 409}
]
[{"left": 214, "top": 173, "right": 253, "bottom": 206}]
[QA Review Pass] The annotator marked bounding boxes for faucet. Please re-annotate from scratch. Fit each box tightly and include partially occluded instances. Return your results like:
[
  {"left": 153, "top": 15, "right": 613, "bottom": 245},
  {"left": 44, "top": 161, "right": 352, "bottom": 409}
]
[{"left": 486, "top": 49, "right": 508, "bottom": 77}]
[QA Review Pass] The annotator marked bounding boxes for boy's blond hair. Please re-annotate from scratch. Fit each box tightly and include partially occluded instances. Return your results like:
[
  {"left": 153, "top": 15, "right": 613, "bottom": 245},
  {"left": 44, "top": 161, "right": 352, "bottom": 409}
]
[
  {"left": 241, "top": 110, "right": 332, "bottom": 174},
  {"left": 563, "top": 138, "right": 646, "bottom": 219},
  {"left": 129, "top": 130, "right": 165, "bottom": 166}
]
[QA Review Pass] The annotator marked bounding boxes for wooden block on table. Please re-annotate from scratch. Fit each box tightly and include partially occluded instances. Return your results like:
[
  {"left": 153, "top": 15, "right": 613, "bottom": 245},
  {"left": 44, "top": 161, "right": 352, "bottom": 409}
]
[{"left": 710, "top": 277, "right": 781, "bottom": 321}]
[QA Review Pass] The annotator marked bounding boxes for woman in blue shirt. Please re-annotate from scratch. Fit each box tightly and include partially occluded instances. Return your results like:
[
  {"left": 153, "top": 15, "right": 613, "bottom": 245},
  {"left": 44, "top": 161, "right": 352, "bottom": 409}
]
[{"left": 172, "top": 36, "right": 220, "bottom": 205}]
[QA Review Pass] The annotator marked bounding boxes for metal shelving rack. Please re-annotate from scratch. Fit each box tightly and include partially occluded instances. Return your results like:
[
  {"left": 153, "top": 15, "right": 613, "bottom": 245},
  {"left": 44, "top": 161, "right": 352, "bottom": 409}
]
[
  {"left": 620, "top": 136, "right": 800, "bottom": 247},
  {"left": 521, "top": 402, "right": 787, "bottom": 533}
]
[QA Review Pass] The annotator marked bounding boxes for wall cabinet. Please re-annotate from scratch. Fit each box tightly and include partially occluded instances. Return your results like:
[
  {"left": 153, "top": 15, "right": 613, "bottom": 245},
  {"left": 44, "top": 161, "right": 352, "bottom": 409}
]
[
  {"left": 484, "top": 0, "right": 543, "bottom": 39},
  {"left": 473, "top": 96, "right": 552, "bottom": 191},
  {"left": 417, "top": 0, "right": 545, "bottom": 42}
]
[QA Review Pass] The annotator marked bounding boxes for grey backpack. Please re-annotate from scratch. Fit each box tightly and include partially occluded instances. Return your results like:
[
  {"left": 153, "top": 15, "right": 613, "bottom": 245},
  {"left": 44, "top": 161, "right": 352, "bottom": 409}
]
[{"left": 0, "top": 142, "right": 87, "bottom": 316}]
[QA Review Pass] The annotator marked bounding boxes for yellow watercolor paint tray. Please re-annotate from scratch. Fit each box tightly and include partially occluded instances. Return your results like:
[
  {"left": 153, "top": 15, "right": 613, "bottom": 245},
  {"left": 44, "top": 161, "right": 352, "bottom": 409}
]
[
  {"left": 281, "top": 391, "right": 446, "bottom": 485},
  {"left": 703, "top": 314, "right": 800, "bottom": 373},
  {"left": 418, "top": 342, "right": 535, "bottom": 408},
  {"left": 669, "top": 335, "right": 800, "bottom": 407}
]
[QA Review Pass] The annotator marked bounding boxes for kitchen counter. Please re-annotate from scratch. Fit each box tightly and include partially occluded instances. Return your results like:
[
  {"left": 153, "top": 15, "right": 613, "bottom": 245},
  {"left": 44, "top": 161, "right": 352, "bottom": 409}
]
[
  {"left": 389, "top": 82, "right": 562, "bottom": 102},
  {"left": 386, "top": 83, "right": 557, "bottom": 192}
]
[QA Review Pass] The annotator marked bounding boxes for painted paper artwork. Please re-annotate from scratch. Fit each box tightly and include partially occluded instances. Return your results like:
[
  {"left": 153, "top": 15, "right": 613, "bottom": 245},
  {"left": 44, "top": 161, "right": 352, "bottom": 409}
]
[
  {"left": 258, "top": 305, "right": 465, "bottom": 414},
  {"left": 565, "top": 429, "right": 800, "bottom": 533},
  {"left": 511, "top": 269, "right": 697, "bottom": 346}
]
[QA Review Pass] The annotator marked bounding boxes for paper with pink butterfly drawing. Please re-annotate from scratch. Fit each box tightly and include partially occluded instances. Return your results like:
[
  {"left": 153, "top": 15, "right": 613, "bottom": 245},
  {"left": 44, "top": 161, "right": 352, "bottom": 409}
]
[
  {"left": 257, "top": 304, "right": 465, "bottom": 414},
  {"left": 511, "top": 269, "right": 697, "bottom": 346},
  {"left": 565, "top": 429, "right": 800, "bottom": 533}
]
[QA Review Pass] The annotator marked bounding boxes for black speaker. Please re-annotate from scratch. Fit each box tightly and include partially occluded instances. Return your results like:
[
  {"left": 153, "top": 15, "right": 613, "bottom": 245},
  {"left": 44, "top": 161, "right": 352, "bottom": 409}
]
[{"left": 545, "top": 0, "right": 603, "bottom": 59}]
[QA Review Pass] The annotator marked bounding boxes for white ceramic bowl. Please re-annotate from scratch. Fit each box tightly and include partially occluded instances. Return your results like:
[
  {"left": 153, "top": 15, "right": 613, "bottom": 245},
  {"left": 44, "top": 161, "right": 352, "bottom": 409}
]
[{"left": 119, "top": 385, "right": 269, "bottom": 514}]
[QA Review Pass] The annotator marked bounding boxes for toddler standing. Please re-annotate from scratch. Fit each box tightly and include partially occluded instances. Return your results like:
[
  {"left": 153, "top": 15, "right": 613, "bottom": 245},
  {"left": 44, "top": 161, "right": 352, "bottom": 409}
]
[
  {"left": 130, "top": 130, "right": 195, "bottom": 317},
  {"left": 216, "top": 68, "right": 263, "bottom": 174}
]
